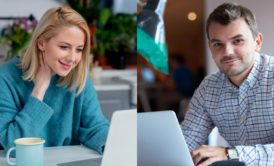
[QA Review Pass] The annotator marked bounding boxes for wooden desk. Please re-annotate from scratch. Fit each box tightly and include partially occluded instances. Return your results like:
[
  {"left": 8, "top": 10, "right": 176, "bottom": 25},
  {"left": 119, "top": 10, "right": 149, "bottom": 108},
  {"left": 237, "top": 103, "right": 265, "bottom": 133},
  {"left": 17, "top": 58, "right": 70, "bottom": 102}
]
[{"left": 0, "top": 145, "right": 101, "bottom": 166}]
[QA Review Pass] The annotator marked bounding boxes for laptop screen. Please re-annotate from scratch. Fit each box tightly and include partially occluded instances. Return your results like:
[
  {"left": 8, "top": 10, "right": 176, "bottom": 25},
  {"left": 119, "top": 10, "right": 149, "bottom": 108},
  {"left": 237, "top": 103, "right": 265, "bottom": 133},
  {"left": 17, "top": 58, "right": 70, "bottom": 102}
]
[{"left": 138, "top": 111, "right": 194, "bottom": 166}]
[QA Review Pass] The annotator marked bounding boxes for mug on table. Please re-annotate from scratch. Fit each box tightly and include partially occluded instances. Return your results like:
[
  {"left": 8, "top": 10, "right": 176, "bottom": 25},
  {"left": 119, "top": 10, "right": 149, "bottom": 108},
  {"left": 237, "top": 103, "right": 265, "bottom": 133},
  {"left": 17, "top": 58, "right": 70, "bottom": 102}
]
[{"left": 6, "top": 137, "right": 45, "bottom": 166}]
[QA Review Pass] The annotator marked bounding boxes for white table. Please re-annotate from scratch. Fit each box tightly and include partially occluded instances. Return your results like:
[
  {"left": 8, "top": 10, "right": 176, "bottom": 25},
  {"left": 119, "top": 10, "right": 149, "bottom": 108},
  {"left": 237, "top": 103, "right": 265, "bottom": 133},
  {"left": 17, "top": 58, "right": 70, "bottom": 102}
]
[{"left": 0, "top": 145, "right": 101, "bottom": 166}]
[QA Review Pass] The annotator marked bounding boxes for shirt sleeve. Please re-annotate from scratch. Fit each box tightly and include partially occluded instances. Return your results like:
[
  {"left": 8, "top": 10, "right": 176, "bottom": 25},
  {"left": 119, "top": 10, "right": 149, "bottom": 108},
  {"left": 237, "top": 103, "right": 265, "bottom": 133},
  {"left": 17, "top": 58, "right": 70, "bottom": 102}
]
[
  {"left": 78, "top": 77, "right": 109, "bottom": 154},
  {"left": 0, "top": 77, "right": 54, "bottom": 150},
  {"left": 180, "top": 80, "right": 214, "bottom": 151},
  {"left": 235, "top": 144, "right": 274, "bottom": 165}
]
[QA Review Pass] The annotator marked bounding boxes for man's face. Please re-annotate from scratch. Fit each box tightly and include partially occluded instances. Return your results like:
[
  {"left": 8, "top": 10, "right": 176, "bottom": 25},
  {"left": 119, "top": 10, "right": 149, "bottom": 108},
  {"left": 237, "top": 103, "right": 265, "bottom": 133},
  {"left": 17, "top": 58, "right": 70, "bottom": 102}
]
[{"left": 208, "top": 17, "right": 262, "bottom": 78}]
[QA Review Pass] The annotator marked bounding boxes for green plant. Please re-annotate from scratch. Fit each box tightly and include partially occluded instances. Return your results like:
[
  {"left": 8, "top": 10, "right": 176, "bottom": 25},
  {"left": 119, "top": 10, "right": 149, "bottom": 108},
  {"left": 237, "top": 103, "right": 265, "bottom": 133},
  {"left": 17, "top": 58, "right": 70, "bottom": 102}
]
[
  {"left": 94, "top": 8, "right": 112, "bottom": 56},
  {"left": 95, "top": 10, "right": 137, "bottom": 56},
  {"left": 67, "top": 0, "right": 102, "bottom": 25}
]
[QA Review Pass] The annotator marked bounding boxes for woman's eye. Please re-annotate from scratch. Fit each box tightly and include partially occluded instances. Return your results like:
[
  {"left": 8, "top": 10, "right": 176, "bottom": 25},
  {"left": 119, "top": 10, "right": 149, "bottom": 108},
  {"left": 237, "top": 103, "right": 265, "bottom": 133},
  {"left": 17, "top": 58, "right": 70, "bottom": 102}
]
[
  {"left": 59, "top": 45, "right": 68, "bottom": 49},
  {"left": 76, "top": 49, "right": 83, "bottom": 53}
]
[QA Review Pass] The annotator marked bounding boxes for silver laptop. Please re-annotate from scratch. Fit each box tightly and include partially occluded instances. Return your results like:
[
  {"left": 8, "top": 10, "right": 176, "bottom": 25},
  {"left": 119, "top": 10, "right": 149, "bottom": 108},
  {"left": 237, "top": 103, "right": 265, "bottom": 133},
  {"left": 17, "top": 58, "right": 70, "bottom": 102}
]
[
  {"left": 58, "top": 109, "right": 137, "bottom": 166},
  {"left": 101, "top": 109, "right": 136, "bottom": 166},
  {"left": 138, "top": 111, "right": 194, "bottom": 166}
]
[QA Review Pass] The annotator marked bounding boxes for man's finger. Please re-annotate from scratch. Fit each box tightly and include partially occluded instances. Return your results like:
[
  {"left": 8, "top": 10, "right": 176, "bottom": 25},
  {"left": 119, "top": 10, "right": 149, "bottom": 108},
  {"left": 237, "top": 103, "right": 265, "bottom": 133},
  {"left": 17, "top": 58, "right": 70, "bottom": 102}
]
[{"left": 197, "top": 156, "right": 220, "bottom": 166}]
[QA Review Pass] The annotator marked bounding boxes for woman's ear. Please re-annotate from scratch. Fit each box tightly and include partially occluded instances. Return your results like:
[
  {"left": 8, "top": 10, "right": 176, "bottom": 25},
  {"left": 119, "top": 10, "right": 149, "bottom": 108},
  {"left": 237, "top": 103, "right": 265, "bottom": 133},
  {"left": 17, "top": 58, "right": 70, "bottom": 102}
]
[{"left": 37, "top": 38, "right": 45, "bottom": 51}]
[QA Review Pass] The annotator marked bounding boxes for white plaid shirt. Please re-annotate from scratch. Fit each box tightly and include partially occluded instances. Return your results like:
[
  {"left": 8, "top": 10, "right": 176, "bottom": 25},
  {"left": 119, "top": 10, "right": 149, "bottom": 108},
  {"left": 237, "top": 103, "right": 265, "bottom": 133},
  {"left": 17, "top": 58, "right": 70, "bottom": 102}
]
[{"left": 181, "top": 53, "right": 274, "bottom": 166}]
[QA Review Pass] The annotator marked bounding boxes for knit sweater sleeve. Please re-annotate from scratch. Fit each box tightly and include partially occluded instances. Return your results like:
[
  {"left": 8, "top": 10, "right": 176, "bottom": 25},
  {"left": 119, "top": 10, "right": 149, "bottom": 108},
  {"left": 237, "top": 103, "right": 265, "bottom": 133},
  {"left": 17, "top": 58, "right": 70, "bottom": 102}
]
[
  {"left": 0, "top": 69, "right": 54, "bottom": 150},
  {"left": 78, "top": 77, "right": 109, "bottom": 154}
]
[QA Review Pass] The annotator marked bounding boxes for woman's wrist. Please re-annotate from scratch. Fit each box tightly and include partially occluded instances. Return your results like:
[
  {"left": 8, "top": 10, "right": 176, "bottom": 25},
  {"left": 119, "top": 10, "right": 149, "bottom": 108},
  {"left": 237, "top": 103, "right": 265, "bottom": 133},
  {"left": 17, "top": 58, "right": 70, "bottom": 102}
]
[{"left": 32, "top": 87, "right": 46, "bottom": 101}]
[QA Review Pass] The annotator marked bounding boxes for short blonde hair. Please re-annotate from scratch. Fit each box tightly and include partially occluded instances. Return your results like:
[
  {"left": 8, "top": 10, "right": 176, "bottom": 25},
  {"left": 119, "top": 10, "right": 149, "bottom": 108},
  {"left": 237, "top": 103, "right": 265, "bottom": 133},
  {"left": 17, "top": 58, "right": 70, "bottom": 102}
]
[{"left": 20, "top": 7, "right": 92, "bottom": 96}]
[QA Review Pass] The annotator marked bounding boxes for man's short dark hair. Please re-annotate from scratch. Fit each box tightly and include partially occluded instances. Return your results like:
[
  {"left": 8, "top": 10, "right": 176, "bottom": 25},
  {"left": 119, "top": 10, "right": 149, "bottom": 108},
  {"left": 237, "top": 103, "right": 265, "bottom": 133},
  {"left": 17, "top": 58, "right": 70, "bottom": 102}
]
[{"left": 206, "top": 2, "right": 258, "bottom": 40}]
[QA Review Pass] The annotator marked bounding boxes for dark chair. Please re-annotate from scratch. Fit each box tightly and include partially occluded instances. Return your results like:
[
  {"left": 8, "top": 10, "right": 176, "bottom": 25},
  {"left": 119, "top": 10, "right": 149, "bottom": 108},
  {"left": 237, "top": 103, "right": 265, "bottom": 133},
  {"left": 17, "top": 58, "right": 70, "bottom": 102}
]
[{"left": 211, "top": 160, "right": 246, "bottom": 166}]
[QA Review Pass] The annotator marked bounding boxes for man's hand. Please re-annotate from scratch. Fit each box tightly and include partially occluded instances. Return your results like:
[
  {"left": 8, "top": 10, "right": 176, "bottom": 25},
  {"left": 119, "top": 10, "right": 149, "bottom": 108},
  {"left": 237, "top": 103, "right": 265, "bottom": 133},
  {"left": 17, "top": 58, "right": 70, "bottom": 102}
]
[{"left": 191, "top": 145, "right": 228, "bottom": 166}]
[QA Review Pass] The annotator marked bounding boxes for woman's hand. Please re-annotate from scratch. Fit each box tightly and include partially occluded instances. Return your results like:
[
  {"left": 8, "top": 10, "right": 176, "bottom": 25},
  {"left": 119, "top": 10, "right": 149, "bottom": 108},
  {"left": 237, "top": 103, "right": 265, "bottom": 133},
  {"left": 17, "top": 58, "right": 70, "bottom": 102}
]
[{"left": 32, "top": 52, "right": 52, "bottom": 101}]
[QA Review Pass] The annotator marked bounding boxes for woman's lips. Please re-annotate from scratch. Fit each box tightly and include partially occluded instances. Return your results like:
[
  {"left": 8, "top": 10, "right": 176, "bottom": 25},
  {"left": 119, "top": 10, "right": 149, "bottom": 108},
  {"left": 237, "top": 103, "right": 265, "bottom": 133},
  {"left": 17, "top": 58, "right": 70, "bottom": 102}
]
[{"left": 59, "top": 61, "right": 72, "bottom": 70}]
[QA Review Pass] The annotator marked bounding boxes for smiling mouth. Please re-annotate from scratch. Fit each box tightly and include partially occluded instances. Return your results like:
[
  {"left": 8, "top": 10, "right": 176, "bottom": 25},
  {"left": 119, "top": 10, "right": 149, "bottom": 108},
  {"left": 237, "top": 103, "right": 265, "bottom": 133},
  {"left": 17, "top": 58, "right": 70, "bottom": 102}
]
[
  {"left": 224, "top": 59, "right": 238, "bottom": 64},
  {"left": 59, "top": 61, "right": 72, "bottom": 70},
  {"left": 221, "top": 57, "right": 239, "bottom": 65}
]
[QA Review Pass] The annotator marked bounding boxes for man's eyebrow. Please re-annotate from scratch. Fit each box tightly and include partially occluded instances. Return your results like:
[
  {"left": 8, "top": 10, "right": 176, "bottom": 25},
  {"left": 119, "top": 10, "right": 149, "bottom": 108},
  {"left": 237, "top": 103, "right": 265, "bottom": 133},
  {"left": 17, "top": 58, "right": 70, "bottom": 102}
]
[
  {"left": 209, "top": 39, "right": 220, "bottom": 43},
  {"left": 209, "top": 38, "right": 221, "bottom": 44},
  {"left": 209, "top": 34, "right": 244, "bottom": 44},
  {"left": 231, "top": 34, "right": 243, "bottom": 40}
]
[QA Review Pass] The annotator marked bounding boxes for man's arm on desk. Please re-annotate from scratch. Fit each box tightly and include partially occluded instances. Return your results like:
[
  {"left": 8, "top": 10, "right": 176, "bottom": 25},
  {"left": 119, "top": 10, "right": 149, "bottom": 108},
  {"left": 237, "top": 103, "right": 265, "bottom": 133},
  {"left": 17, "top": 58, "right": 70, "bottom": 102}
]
[
  {"left": 210, "top": 160, "right": 245, "bottom": 166},
  {"left": 185, "top": 141, "right": 274, "bottom": 166},
  {"left": 235, "top": 144, "right": 274, "bottom": 165}
]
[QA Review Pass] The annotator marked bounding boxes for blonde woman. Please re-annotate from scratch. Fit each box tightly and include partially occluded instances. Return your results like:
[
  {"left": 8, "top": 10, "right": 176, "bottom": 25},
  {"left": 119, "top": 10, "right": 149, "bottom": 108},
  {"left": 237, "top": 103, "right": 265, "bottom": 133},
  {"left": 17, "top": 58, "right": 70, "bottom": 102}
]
[{"left": 0, "top": 7, "right": 109, "bottom": 154}]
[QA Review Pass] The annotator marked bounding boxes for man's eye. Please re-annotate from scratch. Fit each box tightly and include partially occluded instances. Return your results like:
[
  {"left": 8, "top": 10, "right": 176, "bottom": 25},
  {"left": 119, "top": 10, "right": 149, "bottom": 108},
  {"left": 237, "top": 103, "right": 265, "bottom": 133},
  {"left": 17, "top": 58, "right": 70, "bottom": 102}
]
[
  {"left": 233, "top": 39, "right": 243, "bottom": 45},
  {"left": 213, "top": 42, "right": 223, "bottom": 48}
]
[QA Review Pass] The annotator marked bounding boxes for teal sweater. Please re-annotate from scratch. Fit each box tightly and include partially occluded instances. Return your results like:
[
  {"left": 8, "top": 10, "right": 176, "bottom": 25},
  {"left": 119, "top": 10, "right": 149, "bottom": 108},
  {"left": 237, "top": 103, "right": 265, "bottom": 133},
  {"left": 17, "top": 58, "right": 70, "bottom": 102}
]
[{"left": 0, "top": 58, "right": 109, "bottom": 154}]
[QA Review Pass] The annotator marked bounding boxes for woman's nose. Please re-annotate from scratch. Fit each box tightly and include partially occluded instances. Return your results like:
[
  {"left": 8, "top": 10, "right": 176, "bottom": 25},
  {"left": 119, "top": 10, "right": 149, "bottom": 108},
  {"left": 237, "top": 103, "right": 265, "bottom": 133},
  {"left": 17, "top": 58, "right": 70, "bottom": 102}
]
[{"left": 66, "top": 51, "right": 76, "bottom": 63}]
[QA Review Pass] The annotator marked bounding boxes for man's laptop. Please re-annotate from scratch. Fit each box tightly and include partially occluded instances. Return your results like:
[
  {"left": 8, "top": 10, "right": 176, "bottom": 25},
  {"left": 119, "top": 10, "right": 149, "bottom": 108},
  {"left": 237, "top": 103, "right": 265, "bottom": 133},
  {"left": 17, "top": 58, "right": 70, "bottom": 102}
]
[
  {"left": 138, "top": 111, "right": 194, "bottom": 166},
  {"left": 58, "top": 109, "right": 137, "bottom": 166}
]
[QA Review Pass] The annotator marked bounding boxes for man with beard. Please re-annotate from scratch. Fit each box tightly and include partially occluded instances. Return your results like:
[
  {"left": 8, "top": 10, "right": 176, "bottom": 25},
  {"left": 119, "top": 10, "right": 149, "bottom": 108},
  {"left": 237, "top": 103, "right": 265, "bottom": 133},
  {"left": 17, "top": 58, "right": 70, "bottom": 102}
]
[{"left": 181, "top": 2, "right": 274, "bottom": 166}]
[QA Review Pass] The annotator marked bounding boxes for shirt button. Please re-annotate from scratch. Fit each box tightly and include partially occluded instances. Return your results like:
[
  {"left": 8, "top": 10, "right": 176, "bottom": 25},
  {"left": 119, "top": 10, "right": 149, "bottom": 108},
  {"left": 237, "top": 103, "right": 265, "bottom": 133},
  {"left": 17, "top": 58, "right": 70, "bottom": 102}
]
[
  {"left": 240, "top": 139, "right": 246, "bottom": 145},
  {"left": 240, "top": 115, "right": 247, "bottom": 124}
]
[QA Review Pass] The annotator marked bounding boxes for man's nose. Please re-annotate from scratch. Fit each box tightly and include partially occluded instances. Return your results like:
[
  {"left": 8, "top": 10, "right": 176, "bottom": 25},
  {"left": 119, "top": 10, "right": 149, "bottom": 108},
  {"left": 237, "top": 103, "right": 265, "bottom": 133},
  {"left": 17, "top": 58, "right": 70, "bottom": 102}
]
[{"left": 224, "top": 44, "right": 234, "bottom": 56}]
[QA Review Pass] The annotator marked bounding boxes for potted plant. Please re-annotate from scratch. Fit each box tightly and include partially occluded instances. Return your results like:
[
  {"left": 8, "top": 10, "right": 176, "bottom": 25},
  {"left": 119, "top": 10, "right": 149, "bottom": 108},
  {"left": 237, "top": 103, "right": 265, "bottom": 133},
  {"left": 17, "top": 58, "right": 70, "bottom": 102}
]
[
  {"left": 95, "top": 11, "right": 136, "bottom": 69},
  {"left": 0, "top": 16, "right": 37, "bottom": 61},
  {"left": 93, "top": 8, "right": 112, "bottom": 67}
]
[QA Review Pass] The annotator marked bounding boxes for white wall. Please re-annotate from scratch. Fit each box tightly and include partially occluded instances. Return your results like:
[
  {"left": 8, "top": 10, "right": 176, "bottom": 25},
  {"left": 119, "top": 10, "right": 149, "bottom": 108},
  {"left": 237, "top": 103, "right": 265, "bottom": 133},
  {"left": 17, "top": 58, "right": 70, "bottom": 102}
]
[
  {"left": 0, "top": 0, "right": 64, "bottom": 21},
  {"left": 0, "top": 0, "right": 65, "bottom": 30},
  {"left": 205, "top": 0, "right": 274, "bottom": 74}
]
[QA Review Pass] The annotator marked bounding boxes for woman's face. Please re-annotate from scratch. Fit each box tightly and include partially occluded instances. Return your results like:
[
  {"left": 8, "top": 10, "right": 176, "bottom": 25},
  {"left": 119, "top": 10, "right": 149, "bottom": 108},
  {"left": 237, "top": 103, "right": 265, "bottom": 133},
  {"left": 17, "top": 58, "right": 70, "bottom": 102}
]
[{"left": 38, "top": 26, "right": 85, "bottom": 77}]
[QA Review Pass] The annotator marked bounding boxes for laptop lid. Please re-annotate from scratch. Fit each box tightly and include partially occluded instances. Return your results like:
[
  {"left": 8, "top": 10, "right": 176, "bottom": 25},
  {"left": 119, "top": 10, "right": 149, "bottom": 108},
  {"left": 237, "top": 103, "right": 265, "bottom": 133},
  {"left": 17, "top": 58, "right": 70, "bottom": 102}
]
[
  {"left": 57, "top": 109, "right": 137, "bottom": 166},
  {"left": 137, "top": 111, "right": 194, "bottom": 166},
  {"left": 101, "top": 109, "right": 137, "bottom": 166}
]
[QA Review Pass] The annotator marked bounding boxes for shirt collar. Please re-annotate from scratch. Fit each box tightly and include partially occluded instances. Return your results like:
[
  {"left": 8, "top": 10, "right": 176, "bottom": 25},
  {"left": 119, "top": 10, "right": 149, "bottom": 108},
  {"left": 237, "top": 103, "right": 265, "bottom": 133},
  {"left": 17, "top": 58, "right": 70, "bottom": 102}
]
[{"left": 244, "top": 52, "right": 261, "bottom": 88}]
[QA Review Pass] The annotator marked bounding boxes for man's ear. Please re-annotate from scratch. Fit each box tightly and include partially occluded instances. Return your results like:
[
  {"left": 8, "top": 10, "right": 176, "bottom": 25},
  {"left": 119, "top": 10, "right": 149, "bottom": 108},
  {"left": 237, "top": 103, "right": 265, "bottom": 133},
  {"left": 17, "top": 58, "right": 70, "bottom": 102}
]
[
  {"left": 37, "top": 38, "right": 45, "bottom": 51},
  {"left": 255, "top": 33, "right": 263, "bottom": 52}
]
